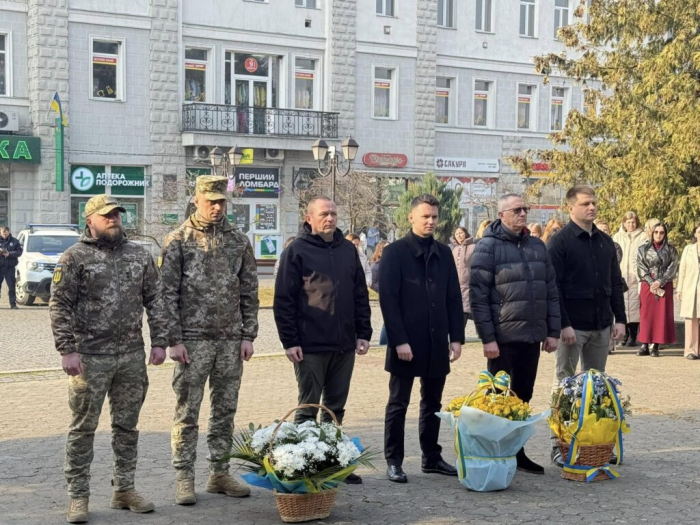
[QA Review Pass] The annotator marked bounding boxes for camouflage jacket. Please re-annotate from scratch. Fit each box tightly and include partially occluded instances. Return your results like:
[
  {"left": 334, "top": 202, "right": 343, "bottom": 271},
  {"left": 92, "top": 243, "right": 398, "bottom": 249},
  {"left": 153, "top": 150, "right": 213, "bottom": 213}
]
[
  {"left": 49, "top": 232, "right": 169, "bottom": 356},
  {"left": 160, "top": 214, "right": 259, "bottom": 343}
]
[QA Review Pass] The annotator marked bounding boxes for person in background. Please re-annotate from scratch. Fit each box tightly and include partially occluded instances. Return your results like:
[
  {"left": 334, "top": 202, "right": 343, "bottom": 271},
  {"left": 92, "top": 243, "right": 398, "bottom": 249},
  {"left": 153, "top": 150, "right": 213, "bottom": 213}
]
[
  {"left": 643, "top": 218, "right": 661, "bottom": 241},
  {"left": 676, "top": 222, "right": 700, "bottom": 360},
  {"left": 613, "top": 211, "right": 645, "bottom": 347},
  {"left": 370, "top": 240, "right": 389, "bottom": 346},
  {"left": 475, "top": 219, "right": 492, "bottom": 241},
  {"left": 451, "top": 226, "right": 476, "bottom": 335},
  {"left": 387, "top": 222, "right": 398, "bottom": 243},
  {"left": 347, "top": 233, "right": 372, "bottom": 287},
  {"left": 541, "top": 218, "right": 564, "bottom": 244},
  {"left": 273, "top": 236, "right": 296, "bottom": 280},
  {"left": 636, "top": 222, "right": 678, "bottom": 357},
  {"left": 595, "top": 220, "right": 623, "bottom": 354},
  {"left": 528, "top": 223, "right": 543, "bottom": 239},
  {"left": 0, "top": 226, "right": 22, "bottom": 309},
  {"left": 366, "top": 220, "right": 381, "bottom": 258}
]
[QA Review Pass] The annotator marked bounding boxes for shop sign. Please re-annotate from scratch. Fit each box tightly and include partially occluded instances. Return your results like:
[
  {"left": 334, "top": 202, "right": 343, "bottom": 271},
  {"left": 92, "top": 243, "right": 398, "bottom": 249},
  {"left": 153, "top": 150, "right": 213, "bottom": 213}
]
[
  {"left": 362, "top": 152, "right": 408, "bottom": 169},
  {"left": 434, "top": 157, "right": 500, "bottom": 173},
  {"left": 245, "top": 57, "right": 258, "bottom": 73},
  {"left": 71, "top": 166, "right": 150, "bottom": 196},
  {"left": 234, "top": 167, "right": 280, "bottom": 197},
  {"left": 162, "top": 213, "right": 179, "bottom": 225},
  {"left": 254, "top": 234, "right": 283, "bottom": 260},
  {"left": 0, "top": 136, "right": 41, "bottom": 164}
]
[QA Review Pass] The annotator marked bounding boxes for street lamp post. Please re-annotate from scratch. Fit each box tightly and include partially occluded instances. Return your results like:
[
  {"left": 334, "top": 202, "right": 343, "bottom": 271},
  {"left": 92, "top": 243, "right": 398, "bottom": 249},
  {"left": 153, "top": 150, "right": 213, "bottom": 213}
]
[
  {"left": 310, "top": 137, "right": 360, "bottom": 202},
  {"left": 210, "top": 146, "right": 244, "bottom": 180}
]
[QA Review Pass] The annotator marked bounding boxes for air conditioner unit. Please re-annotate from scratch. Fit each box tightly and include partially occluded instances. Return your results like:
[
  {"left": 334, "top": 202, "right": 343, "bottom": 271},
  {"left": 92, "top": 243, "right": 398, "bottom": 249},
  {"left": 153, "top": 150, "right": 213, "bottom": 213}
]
[
  {"left": 0, "top": 111, "right": 19, "bottom": 132},
  {"left": 196, "top": 145, "right": 211, "bottom": 161},
  {"left": 266, "top": 148, "right": 284, "bottom": 161}
]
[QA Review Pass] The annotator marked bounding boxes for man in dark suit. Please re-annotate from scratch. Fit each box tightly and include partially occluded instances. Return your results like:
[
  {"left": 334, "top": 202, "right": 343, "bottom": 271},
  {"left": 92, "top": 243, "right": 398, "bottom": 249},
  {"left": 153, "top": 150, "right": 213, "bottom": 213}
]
[{"left": 379, "top": 194, "right": 464, "bottom": 483}]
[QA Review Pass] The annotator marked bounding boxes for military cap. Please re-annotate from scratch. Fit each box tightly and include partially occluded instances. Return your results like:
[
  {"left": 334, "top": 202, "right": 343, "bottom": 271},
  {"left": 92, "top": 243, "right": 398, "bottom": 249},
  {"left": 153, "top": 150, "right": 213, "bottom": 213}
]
[
  {"left": 196, "top": 175, "right": 229, "bottom": 201},
  {"left": 82, "top": 194, "right": 126, "bottom": 218}
]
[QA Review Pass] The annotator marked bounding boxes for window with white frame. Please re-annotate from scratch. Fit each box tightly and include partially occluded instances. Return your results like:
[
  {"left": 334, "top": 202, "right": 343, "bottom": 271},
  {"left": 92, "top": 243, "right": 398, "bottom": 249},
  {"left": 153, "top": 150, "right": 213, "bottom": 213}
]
[
  {"left": 475, "top": 0, "right": 493, "bottom": 32},
  {"left": 295, "top": 0, "right": 316, "bottom": 7},
  {"left": 373, "top": 67, "right": 396, "bottom": 119},
  {"left": 473, "top": 80, "right": 492, "bottom": 127},
  {"left": 91, "top": 38, "right": 123, "bottom": 100},
  {"left": 582, "top": 87, "right": 597, "bottom": 116},
  {"left": 294, "top": 57, "right": 317, "bottom": 109},
  {"left": 184, "top": 48, "right": 209, "bottom": 102},
  {"left": 554, "top": 0, "right": 569, "bottom": 39},
  {"left": 0, "top": 34, "right": 8, "bottom": 96},
  {"left": 550, "top": 86, "right": 569, "bottom": 131},
  {"left": 376, "top": 0, "right": 394, "bottom": 16},
  {"left": 517, "top": 84, "right": 537, "bottom": 131},
  {"left": 519, "top": 0, "right": 536, "bottom": 38},
  {"left": 436, "top": 77, "right": 454, "bottom": 125},
  {"left": 438, "top": 0, "right": 454, "bottom": 28}
]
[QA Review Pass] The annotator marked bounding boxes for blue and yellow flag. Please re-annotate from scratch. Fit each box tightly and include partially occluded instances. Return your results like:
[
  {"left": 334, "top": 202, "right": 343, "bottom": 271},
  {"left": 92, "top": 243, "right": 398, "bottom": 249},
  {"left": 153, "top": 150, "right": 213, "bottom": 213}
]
[{"left": 50, "top": 92, "right": 68, "bottom": 127}]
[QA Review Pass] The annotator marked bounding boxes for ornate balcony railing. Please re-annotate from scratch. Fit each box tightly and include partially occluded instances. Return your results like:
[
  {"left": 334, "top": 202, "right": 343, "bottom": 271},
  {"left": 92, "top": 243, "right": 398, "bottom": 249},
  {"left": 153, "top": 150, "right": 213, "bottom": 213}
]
[{"left": 182, "top": 103, "right": 339, "bottom": 138}]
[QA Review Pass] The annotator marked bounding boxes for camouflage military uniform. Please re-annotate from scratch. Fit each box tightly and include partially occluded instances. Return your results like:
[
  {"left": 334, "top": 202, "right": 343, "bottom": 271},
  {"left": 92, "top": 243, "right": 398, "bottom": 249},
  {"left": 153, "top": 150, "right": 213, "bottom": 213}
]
[
  {"left": 50, "top": 206, "right": 168, "bottom": 498},
  {"left": 160, "top": 180, "right": 259, "bottom": 482}
]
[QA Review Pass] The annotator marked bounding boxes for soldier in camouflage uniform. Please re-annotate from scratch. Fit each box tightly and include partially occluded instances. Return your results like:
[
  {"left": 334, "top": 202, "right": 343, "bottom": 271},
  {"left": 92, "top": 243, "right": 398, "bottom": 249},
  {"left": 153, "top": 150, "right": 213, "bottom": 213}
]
[
  {"left": 160, "top": 175, "right": 259, "bottom": 505},
  {"left": 49, "top": 194, "right": 169, "bottom": 524}
]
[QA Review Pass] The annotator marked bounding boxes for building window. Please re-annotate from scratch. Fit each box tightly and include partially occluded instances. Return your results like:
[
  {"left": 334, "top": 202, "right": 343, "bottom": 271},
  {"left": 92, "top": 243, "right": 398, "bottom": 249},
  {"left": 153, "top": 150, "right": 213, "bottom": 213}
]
[
  {"left": 295, "top": 0, "right": 316, "bottom": 7},
  {"left": 473, "top": 80, "right": 492, "bottom": 128},
  {"left": 475, "top": 0, "right": 492, "bottom": 32},
  {"left": 0, "top": 168, "right": 9, "bottom": 227},
  {"left": 0, "top": 34, "right": 8, "bottom": 96},
  {"left": 554, "top": 0, "right": 569, "bottom": 39},
  {"left": 438, "top": 0, "right": 454, "bottom": 28},
  {"left": 436, "top": 77, "right": 453, "bottom": 125},
  {"left": 520, "top": 0, "right": 536, "bottom": 38},
  {"left": 294, "top": 58, "right": 316, "bottom": 110},
  {"left": 184, "top": 48, "right": 208, "bottom": 102},
  {"left": 550, "top": 86, "right": 569, "bottom": 131},
  {"left": 373, "top": 67, "right": 396, "bottom": 119},
  {"left": 517, "top": 84, "right": 537, "bottom": 131},
  {"left": 91, "top": 38, "right": 123, "bottom": 100},
  {"left": 376, "top": 0, "right": 394, "bottom": 17}
]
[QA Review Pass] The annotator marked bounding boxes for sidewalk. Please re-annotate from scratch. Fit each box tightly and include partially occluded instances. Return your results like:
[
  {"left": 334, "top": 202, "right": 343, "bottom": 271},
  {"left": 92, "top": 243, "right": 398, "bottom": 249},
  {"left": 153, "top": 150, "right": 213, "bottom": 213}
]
[{"left": 1, "top": 346, "right": 698, "bottom": 525}]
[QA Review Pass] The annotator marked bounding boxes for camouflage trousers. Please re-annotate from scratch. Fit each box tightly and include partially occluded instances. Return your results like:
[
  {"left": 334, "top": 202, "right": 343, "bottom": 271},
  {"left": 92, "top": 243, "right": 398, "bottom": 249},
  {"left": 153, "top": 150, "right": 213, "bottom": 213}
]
[
  {"left": 65, "top": 351, "right": 149, "bottom": 497},
  {"left": 171, "top": 339, "right": 243, "bottom": 480}
]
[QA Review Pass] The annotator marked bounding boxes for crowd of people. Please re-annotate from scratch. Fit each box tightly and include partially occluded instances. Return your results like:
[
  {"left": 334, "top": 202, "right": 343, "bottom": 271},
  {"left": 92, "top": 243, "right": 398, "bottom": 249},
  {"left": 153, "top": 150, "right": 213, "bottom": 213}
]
[{"left": 45, "top": 176, "right": 699, "bottom": 523}]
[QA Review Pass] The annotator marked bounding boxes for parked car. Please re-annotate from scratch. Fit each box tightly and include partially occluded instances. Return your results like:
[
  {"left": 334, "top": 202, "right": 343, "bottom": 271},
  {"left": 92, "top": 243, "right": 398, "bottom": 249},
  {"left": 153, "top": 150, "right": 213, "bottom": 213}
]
[{"left": 14, "top": 224, "right": 81, "bottom": 305}]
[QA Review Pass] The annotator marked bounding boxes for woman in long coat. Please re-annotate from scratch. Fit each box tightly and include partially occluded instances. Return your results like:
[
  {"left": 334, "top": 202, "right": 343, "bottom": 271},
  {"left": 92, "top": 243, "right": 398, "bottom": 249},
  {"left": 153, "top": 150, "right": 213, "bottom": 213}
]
[
  {"left": 676, "top": 223, "right": 700, "bottom": 360},
  {"left": 451, "top": 226, "right": 476, "bottom": 333},
  {"left": 613, "top": 211, "right": 646, "bottom": 346},
  {"left": 636, "top": 222, "right": 678, "bottom": 356}
]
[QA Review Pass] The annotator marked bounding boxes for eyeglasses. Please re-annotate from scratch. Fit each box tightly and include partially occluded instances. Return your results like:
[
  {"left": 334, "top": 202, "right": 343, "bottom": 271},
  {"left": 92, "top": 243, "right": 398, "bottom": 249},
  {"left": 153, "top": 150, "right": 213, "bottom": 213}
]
[{"left": 503, "top": 206, "right": 531, "bottom": 215}]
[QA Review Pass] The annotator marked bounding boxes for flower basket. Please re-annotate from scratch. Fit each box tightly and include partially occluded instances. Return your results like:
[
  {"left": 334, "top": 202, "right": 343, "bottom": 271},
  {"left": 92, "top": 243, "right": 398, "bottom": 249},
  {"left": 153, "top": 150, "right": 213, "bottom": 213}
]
[{"left": 559, "top": 441, "right": 615, "bottom": 482}]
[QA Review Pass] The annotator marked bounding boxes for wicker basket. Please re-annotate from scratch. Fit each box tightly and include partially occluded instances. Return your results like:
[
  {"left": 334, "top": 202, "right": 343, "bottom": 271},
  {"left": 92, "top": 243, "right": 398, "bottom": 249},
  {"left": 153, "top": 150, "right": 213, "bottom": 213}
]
[
  {"left": 270, "top": 404, "right": 341, "bottom": 523},
  {"left": 559, "top": 441, "right": 615, "bottom": 482}
]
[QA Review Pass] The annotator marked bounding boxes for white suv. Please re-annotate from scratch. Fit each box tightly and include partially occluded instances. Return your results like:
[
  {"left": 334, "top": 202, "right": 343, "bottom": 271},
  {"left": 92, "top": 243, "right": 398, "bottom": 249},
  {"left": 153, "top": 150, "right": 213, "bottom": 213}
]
[{"left": 15, "top": 224, "right": 81, "bottom": 305}]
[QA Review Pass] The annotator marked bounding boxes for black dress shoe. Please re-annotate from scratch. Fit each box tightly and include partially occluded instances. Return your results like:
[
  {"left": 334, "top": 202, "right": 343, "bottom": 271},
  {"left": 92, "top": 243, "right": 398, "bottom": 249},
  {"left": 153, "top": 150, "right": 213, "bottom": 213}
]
[
  {"left": 626, "top": 339, "right": 637, "bottom": 347},
  {"left": 516, "top": 448, "right": 544, "bottom": 474},
  {"left": 637, "top": 344, "right": 650, "bottom": 356},
  {"left": 421, "top": 459, "right": 457, "bottom": 476},
  {"left": 650, "top": 344, "right": 660, "bottom": 357},
  {"left": 386, "top": 465, "right": 407, "bottom": 483},
  {"left": 344, "top": 473, "right": 362, "bottom": 484},
  {"left": 550, "top": 447, "right": 565, "bottom": 468}
]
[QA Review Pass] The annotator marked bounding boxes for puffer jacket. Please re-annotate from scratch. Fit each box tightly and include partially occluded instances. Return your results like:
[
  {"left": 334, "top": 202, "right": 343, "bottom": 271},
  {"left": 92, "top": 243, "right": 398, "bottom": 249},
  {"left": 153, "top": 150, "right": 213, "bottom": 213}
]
[
  {"left": 469, "top": 220, "right": 561, "bottom": 345},
  {"left": 49, "top": 231, "right": 168, "bottom": 355},
  {"left": 636, "top": 239, "right": 678, "bottom": 287},
  {"left": 452, "top": 237, "right": 476, "bottom": 313},
  {"left": 160, "top": 214, "right": 259, "bottom": 344}
]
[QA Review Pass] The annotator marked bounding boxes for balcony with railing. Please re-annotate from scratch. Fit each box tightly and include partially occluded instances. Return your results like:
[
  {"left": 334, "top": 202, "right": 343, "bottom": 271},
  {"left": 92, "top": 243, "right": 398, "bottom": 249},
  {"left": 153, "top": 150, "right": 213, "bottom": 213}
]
[{"left": 182, "top": 104, "right": 339, "bottom": 139}]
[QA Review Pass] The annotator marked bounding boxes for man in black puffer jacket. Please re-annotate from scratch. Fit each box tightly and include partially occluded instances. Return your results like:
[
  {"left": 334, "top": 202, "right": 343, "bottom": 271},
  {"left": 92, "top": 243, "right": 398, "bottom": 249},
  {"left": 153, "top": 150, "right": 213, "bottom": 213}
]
[{"left": 469, "top": 194, "right": 560, "bottom": 473}]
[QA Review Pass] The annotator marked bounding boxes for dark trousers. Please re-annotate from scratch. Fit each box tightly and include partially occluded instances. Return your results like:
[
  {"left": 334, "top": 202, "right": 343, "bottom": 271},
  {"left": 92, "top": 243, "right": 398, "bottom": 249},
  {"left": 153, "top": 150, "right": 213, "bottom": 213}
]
[
  {"left": 384, "top": 374, "right": 446, "bottom": 466},
  {"left": 0, "top": 266, "right": 16, "bottom": 306},
  {"left": 293, "top": 350, "right": 355, "bottom": 425},
  {"left": 487, "top": 342, "right": 540, "bottom": 403}
]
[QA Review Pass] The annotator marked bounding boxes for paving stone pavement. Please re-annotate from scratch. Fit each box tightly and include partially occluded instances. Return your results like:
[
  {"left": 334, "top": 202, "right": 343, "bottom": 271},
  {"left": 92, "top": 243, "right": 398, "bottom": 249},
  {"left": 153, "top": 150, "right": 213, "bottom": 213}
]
[{"left": 1, "top": 342, "right": 699, "bottom": 525}]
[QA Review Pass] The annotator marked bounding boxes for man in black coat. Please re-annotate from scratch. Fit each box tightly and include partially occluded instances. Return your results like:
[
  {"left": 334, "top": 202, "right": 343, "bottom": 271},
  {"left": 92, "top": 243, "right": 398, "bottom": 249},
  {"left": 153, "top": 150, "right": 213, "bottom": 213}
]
[
  {"left": 273, "top": 197, "right": 372, "bottom": 484},
  {"left": 0, "top": 226, "right": 22, "bottom": 309},
  {"left": 547, "top": 186, "right": 626, "bottom": 466},
  {"left": 379, "top": 194, "right": 464, "bottom": 483},
  {"left": 469, "top": 194, "right": 560, "bottom": 473}
]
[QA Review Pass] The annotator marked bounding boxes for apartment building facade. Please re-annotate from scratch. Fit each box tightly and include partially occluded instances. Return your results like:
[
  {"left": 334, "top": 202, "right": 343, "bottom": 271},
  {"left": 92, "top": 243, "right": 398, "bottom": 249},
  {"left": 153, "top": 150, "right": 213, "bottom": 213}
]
[{"left": 0, "top": 0, "right": 581, "bottom": 262}]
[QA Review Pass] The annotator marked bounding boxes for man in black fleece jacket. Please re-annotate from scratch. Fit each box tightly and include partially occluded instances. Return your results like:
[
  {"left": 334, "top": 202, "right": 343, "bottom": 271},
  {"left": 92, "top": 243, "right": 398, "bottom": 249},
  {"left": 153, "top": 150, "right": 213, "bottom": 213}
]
[{"left": 273, "top": 197, "right": 372, "bottom": 483}]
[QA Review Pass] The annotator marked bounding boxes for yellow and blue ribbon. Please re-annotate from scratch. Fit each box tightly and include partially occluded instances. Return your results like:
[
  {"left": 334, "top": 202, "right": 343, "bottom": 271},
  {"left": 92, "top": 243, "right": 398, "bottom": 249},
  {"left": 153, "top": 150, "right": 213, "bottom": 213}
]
[{"left": 465, "top": 370, "right": 511, "bottom": 405}]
